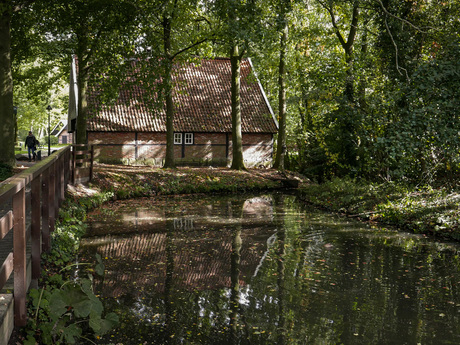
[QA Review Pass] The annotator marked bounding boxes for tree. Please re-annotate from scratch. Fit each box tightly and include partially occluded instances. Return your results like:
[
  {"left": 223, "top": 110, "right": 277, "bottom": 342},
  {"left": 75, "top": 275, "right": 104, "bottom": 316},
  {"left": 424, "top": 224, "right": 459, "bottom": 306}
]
[
  {"left": 229, "top": 44, "right": 246, "bottom": 170},
  {"left": 0, "top": 1, "right": 33, "bottom": 167},
  {"left": 31, "top": 0, "right": 138, "bottom": 145},
  {"left": 317, "top": 0, "right": 359, "bottom": 104},
  {"left": 212, "top": 0, "right": 262, "bottom": 170},
  {"left": 135, "top": 0, "right": 211, "bottom": 169},
  {"left": 273, "top": 0, "right": 291, "bottom": 170}
]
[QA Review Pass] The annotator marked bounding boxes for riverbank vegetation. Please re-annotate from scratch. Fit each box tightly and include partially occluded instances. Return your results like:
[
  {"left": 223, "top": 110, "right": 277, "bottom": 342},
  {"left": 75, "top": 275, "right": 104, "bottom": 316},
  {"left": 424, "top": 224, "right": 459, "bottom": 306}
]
[{"left": 299, "top": 177, "right": 460, "bottom": 242}]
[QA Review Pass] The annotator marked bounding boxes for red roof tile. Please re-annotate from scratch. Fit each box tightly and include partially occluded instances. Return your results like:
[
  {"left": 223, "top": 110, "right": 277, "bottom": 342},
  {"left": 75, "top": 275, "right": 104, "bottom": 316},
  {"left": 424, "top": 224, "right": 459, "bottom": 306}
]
[{"left": 87, "top": 58, "right": 277, "bottom": 133}]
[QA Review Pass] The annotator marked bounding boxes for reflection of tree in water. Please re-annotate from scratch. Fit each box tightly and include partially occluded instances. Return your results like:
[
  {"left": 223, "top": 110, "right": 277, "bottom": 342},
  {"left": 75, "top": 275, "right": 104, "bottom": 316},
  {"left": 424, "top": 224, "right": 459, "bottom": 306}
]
[
  {"left": 230, "top": 224, "right": 242, "bottom": 345},
  {"left": 81, "top": 194, "right": 460, "bottom": 344},
  {"left": 82, "top": 195, "right": 276, "bottom": 343},
  {"left": 162, "top": 218, "right": 175, "bottom": 344},
  {"left": 274, "top": 193, "right": 286, "bottom": 345}
]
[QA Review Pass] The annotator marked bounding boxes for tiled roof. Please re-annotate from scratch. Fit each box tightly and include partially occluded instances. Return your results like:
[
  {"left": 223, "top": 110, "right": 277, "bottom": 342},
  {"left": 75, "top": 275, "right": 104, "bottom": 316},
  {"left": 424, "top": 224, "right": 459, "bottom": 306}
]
[{"left": 87, "top": 58, "right": 277, "bottom": 133}]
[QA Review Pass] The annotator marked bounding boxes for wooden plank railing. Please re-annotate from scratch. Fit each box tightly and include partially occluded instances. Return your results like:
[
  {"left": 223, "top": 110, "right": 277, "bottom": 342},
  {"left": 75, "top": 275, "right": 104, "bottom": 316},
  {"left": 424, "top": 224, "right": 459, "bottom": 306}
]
[
  {"left": 0, "top": 146, "right": 72, "bottom": 326},
  {"left": 72, "top": 144, "right": 94, "bottom": 184}
]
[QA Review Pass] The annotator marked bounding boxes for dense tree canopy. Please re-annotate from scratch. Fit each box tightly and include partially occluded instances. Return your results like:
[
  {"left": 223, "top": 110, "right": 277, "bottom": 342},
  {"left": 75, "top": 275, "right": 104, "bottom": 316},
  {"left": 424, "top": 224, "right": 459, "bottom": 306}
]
[{"left": 1, "top": 0, "right": 458, "bottom": 183}]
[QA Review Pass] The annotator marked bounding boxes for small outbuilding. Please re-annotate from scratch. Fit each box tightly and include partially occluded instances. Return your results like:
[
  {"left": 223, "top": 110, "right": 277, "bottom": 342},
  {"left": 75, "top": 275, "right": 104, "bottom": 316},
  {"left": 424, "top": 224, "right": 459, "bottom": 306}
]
[
  {"left": 51, "top": 120, "right": 72, "bottom": 144},
  {"left": 68, "top": 57, "right": 278, "bottom": 167}
]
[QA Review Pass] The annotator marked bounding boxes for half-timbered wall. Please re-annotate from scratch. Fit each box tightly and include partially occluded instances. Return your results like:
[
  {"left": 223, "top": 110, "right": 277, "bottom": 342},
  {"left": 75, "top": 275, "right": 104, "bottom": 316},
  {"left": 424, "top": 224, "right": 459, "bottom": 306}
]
[{"left": 87, "top": 132, "right": 273, "bottom": 167}]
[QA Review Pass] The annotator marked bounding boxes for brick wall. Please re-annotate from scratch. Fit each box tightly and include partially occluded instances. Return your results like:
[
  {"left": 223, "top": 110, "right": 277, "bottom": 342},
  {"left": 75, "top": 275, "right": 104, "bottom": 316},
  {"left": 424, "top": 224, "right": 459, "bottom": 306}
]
[
  {"left": 88, "top": 131, "right": 273, "bottom": 166},
  {"left": 58, "top": 130, "right": 73, "bottom": 144}
]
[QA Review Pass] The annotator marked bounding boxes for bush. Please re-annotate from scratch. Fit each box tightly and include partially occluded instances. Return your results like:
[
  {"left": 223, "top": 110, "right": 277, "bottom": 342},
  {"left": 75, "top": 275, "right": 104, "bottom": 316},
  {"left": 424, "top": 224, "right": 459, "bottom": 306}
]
[{"left": 0, "top": 163, "right": 13, "bottom": 181}]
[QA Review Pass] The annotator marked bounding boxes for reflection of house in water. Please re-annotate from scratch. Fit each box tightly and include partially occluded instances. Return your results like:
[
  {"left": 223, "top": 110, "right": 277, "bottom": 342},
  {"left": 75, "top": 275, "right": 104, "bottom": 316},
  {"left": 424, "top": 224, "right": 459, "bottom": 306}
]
[
  {"left": 82, "top": 196, "right": 275, "bottom": 298},
  {"left": 87, "top": 195, "right": 274, "bottom": 236}
]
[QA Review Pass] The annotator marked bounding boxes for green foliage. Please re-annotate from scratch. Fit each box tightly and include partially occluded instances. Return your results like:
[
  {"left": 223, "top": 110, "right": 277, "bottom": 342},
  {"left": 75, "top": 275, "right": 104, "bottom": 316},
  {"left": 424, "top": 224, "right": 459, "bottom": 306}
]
[
  {"left": 26, "top": 255, "right": 118, "bottom": 344},
  {"left": 0, "top": 163, "right": 13, "bottom": 181},
  {"left": 21, "top": 189, "right": 119, "bottom": 344},
  {"left": 299, "top": 177, "right": 405, "bottom": 215},
  {"left": 299, "top": 177, "right": 460, "bottom": 241},
  {"left": 248, "top": 0, "right": 459, "bottom": 184}
]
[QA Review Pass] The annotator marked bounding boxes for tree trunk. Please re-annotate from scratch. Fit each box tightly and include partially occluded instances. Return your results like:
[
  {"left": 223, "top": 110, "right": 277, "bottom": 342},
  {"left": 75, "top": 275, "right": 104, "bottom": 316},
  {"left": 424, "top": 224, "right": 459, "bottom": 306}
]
[
  {"left": 273, "top": 11, "right": 288, "bottom": 170},
  {"left": 344, "top": 46, "right": 355, "bottom": 104},
  {"left": 0, "top": 7, "right": 16, "bottom": 167},
  {"left": 162, "top": 16, "right": 176, "bottom": 169},
  {"left": 163, "top": 59, "right": 176, "bottom": 168},
  {"left": 230, "top": 45, "right": 246, "bottom": 170},
  {"left": 76, "top": 65, "right": 89, "bottom": 145},
  {"left": 357, "top": 28, "right": 368, "bottom": 110},
  {"left": 323, "top": 0, "right": 359, "bottom": 104},
  {"left": 75, "top": 28, "right": 91, "bottom": 146}
]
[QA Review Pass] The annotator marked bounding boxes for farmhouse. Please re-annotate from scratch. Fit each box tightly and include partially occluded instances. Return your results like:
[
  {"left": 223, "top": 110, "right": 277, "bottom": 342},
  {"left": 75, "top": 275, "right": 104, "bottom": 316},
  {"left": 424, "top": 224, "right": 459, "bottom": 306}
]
[{"left": 68, "top": 57, "right": 278, "bottom": 167}]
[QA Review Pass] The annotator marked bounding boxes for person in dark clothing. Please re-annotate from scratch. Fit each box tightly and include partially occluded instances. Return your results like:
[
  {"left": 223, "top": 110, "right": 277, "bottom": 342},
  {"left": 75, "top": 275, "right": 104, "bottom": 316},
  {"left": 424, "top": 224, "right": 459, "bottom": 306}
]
[{"left": 25, "top": 131, "right": 38, "bottom": 162}]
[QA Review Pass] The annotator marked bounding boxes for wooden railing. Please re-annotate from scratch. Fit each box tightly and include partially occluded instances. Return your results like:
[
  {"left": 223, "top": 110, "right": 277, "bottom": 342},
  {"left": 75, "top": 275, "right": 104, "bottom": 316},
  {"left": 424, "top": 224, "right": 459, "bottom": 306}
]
[
  {"left": 72, "top": 144, "right": 94, "bottom": 184},
  {"left": 0, "top": 144, "right": 93, "bottom": 327}
]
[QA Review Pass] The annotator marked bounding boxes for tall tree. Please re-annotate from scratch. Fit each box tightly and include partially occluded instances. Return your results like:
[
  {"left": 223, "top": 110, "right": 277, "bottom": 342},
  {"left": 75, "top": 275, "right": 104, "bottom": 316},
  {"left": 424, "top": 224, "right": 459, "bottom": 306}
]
[
  {"left": 32, "top": 0, "right": 138, "bottom": 145},
  {"left": 316, "top": 0, "right": 361, "bottom": 170},
  {"left": 136, "top": 0, "right": 210, "bottom": 169},
  {"left": 0, "top": 2, "right": 15, "bottom": 167},
  {"left": 0, "top": 1, "right": 34, "bottom": 167},
  {"left": 273, "top": 0, "right": 291, "bottom": 170},
  {"left": 229, "top": 43, "right": 246, "bottom": 170},
  {"left": 212, "top": 0, "right": 261, "bottom": 170}
]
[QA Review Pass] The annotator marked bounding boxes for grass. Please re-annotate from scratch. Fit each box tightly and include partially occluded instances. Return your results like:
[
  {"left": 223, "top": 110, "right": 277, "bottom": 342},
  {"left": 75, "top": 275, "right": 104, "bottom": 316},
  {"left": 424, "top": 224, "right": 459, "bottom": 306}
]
[{"left": 88, "top": 164, "right": 298, "bottom": 199}]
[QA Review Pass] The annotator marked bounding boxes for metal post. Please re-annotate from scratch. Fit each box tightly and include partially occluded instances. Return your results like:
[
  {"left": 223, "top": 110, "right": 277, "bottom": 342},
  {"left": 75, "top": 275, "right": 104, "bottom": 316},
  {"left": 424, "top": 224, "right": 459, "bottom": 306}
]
[{"left": 47, "top": 105, "right": 52, "bottom": 156}]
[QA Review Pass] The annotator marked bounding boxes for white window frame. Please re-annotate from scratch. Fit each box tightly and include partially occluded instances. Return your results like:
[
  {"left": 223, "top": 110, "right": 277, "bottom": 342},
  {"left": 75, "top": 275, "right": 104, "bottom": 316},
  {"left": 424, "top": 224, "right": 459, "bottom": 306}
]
[
  {"left": 184, "top": 133, "right": 194, "bottom": 145},
  {"left": 174, "top": 133, "right": 182, "bottom": 144}
]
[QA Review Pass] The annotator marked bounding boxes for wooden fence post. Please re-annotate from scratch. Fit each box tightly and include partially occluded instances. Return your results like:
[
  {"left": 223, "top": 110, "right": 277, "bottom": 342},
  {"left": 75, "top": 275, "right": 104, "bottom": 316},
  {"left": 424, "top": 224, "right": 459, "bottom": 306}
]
[
  {"left": 56, "top": 157, "right": 62, "bottom": 206},
  {"left": 90, "top": 145, "right": 94, "bottom": 182},
  {"left": 12, "top": 183, "right": 27, "bottom": 326},
  {"left": 72, "top": 147, "right": 76, "bottom": 185},
  {"left": 60, "top": 154, "right": 65, "bottom": 202},
  {"left": 31, "top": 176, "right": 41, "bottom": 285},
  {"left": 49, "top": 165, "right": 56, "bottom": 234},
  {"left": 54, "top": 162, "right": 59, "bottom": 220},
  {"left": 41, "top": 168, "right": 50, "bottom": 252}
]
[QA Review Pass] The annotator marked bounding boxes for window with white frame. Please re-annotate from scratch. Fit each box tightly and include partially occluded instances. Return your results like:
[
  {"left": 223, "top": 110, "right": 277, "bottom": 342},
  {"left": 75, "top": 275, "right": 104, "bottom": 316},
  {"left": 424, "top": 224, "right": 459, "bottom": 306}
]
[
  {"left": 174, "top": 133, "right": 182, "bottom": 144},
  {"left": 184, "top": 133, "right": 194, "bottom": 145}
]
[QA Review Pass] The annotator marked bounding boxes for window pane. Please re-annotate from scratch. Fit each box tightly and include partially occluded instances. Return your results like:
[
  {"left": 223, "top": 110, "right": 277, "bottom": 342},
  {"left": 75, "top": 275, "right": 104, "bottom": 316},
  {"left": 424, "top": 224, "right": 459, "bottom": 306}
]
[
  {"left": 174, "top": 133, "right": 182, "bottom": 144},
  {"left": 185, "top": 133, "right": 193, "bottom": 145}
]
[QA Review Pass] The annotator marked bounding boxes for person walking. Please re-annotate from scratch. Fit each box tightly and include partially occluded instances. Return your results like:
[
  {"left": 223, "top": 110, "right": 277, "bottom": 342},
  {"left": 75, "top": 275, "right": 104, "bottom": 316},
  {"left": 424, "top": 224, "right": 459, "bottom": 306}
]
[{"left": 25, "top": 131, "right": 38, "bottom": 162}]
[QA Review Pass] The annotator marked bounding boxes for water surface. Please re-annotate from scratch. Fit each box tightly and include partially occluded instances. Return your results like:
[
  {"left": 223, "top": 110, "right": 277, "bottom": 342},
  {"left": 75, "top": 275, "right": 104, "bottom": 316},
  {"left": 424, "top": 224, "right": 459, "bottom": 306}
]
[{"left": 80, "top": 193, "right": 460, "bottom": 344}]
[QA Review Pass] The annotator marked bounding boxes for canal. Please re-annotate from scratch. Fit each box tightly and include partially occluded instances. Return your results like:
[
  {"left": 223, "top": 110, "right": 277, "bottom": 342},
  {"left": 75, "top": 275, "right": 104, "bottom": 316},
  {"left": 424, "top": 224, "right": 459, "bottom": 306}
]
[{"left": 79, "top": 192, "right": 460, "bottom": 344}]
